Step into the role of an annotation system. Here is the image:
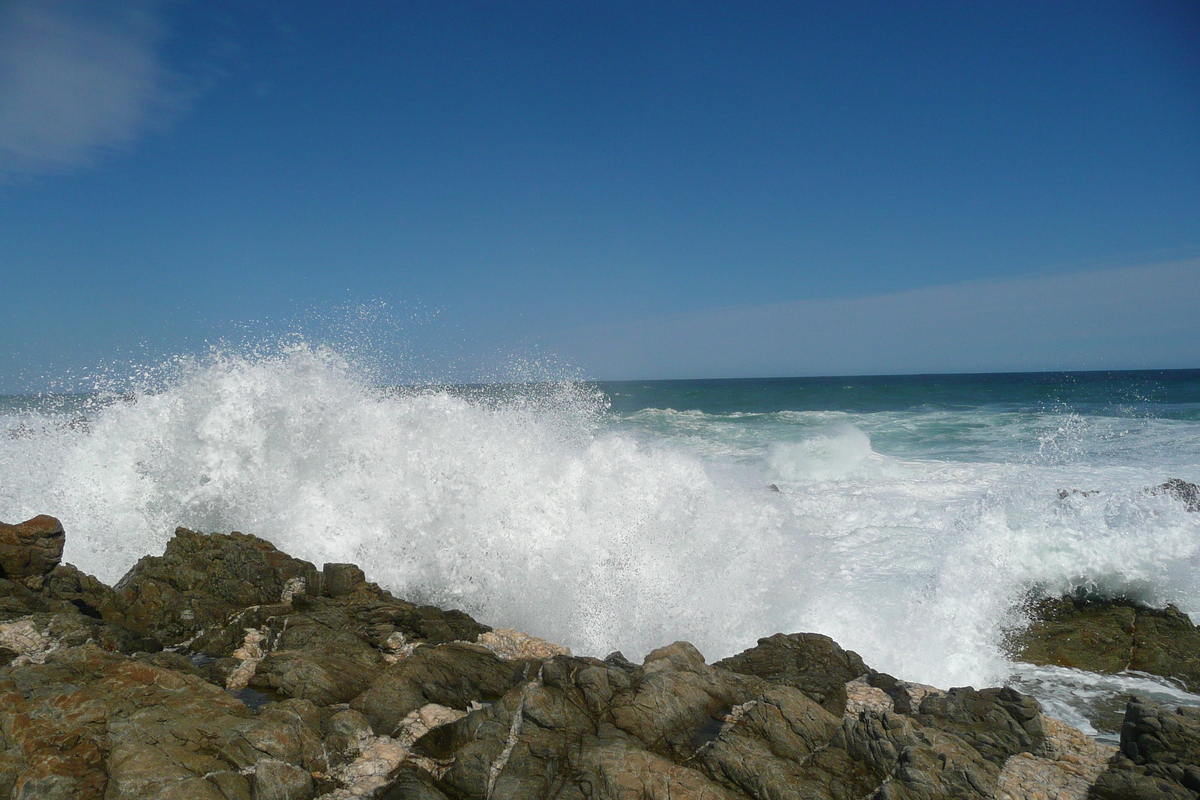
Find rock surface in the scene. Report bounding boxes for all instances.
[714,631,869,716]
[1009,595,1200,693]
[3,516,1192,800]
[1091,697,1200,800]
[1151,479,1200,512]
[0,515,65,587]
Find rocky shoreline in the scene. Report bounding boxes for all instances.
[1,515,1198,799]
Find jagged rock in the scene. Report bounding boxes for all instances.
[1151,479,1200,512]
[322,563,368,598]
[1090,697,1200,800]
[39,563,119,620]
[323,708,375,767]
[915,686,1045,765]
[714,632,870,715]
[0,515,65,588]
[836,709,1002,800]
[352,642,535,737]
[108,528,322,645]
[476,628,571,661]
[0,612,160,665]
[0,645,320,800]
[0,520,1106,800]
[411,641,1049,800]
[253,758,313,800]
[0,577,66,621]
[378,763,451,799]
[109,528,488,655]
[995,716,1116,800]
[1010,595,1200,692]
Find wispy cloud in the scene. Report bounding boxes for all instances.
[0,0,185,178]
[552,259,1200,379]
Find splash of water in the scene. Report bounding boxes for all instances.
[3,343,1199,702]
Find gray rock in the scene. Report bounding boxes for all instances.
[1151,479,1200,512]
[714,632,870,716]
[1091,697,1200,800]
[915,685,1044,765]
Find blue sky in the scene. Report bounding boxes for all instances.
[2,0,1198,389]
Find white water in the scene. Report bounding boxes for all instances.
[3,345,1200,728]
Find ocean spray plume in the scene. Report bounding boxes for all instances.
[4,342,799,661]
[2,351,1200,701]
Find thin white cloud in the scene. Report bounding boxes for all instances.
[0,0,184,178]
[552,259,1200,378]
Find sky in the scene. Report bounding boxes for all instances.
[1,0,1198,390]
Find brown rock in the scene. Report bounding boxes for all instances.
[352,643,534,736]
[1010,595,1200,693]
[109,528,322,645]
[0,515,65,587]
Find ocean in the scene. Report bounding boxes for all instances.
[3,345,1199,737]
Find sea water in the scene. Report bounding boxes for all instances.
[2,345,1199,735]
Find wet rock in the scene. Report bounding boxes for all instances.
[1091,697,1200,800]
[1151,479,1200,512]
[1010,595,1200,692]
[915,686,1045,765]
[411,641,1057,800]
[0,515,65,587]
[0,520,1106,800]
[836,709,1002,800]
[714,632,870,715]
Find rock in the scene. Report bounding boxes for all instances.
[351,642,535,737]
[995,716,1116,800]
[475,628,571,661]
[915,686,1045,765]
[378,763,451,799]
[322,563,368,598]
[0,612,160,667]
[835,709,1002,800]
[0,515,65,587]
[1010,595,1200,692]
[109,528,322,645]
[1090,697,1200,800]
[252,758,313,800]
[39,564,120,620]
[0,576,63,620]
[0,519,1107,800]
[714,632,870,716]
[410,641,1053,800]
[1150,479,1200,512]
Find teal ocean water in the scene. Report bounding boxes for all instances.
[3,351,1199,734]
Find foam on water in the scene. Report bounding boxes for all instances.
[3,346,1200,728]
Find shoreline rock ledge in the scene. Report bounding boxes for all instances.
[0,515,1187,800]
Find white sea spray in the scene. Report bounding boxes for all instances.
[2,347,1199,711]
